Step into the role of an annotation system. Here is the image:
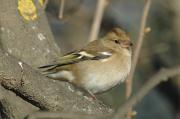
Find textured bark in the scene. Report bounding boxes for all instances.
[0,0,112,118]
[0,50,111,113]
[0,85,38,119]
[0,0,61,67]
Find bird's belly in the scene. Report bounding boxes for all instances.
[84,71,125,93]
[73,54,131,94]
[76,63,130,93]
[84,74,121,93]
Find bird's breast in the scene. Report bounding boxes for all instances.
[73,55,131,93]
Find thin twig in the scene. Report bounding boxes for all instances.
[125,0,152,118]
[27,111,103,119]
[113,66,180,119]
[59,0,65,19]
[126,0,152,99]
[88,0,108,42]
[43,0,49,10]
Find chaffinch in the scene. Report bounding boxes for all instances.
[39,28,132,96]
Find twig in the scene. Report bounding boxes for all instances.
[39,0,48,10]
[125,0,152,118]
[88,0,108,42]
[113,66,180,119]
[126,0,152,99]
[59,0,65,19]
[27,111,104,119]
[43,0,49,10]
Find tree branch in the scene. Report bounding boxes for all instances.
[0,85,38,119]
[125,0,152,118]
[0,39,111,115]
[88,0,108,42]
[113,66,180,119]
[0,0,112,118]
[27,111,105,119]
[59,0,65,19]
[126,0,152,99]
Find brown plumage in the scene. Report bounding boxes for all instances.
[39,28,132,94]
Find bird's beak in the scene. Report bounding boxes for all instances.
[121,40,133,48]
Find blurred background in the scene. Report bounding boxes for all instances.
[44,0,180,119]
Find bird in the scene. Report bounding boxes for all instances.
[39,28,132,97]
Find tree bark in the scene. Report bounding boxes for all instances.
[0,0,112,118]
[0,85,38,119]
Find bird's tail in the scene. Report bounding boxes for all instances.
[38,63,73,81]
[38,63,60,76]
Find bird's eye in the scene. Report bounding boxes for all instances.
[114,39,119,44]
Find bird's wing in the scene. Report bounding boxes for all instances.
[39,40,113,71]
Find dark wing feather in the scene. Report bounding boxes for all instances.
[39,52,82,70]
[39,40,113,72]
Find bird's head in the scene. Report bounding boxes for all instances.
[102,28,133,55]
